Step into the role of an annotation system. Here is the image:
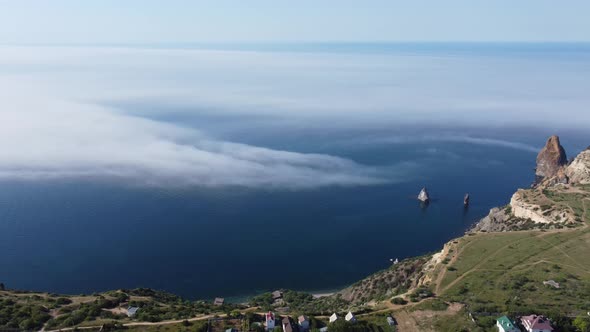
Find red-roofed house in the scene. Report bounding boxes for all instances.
[265,311,275,331]
[520,315,553,332]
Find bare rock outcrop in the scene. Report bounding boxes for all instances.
[417,187,430,203]
[566,147,590,184]
[509,190,568,224]
[535,135,568,184]
[469,207,511,232]
[337,256,429,304]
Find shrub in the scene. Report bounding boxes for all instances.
[391,297,407,305]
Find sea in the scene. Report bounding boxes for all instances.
[1,42,589,301]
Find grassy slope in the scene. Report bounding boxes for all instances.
[432,185,590,318]
[375,184,589,331]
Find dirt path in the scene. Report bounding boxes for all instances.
[392,302,464,332]
[433,239,474,295]
[538,235,590,273]
[394,310,421,332]
[44,313,226,332]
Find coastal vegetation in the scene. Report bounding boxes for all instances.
[0,288,241,331]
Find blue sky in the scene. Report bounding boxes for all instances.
[1,0,589,43]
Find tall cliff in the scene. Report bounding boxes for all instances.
[566,147,590,184]
[473,136,589,232]
[535,135,568,184]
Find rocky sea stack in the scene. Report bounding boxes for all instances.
[417,187,430,203]
[535,135,568,185]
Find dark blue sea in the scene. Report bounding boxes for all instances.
[1,43,589,301]
[1,126,587,300]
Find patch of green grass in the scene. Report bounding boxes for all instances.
[439,227,590,316]
[410,298,449,312]
[430,309,482,332]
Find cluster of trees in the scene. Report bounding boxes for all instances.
[0,298,51,330]
[46,296,126,329]
[249,290,349,315]
[250,292,274,308]
[130,299,242,322]
[320,320,377,332]
[408,286,434,302]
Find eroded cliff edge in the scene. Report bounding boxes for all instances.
[471,135,589,232]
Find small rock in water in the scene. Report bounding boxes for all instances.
[417,187,430,203]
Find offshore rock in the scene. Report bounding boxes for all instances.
[417,187,430,203]
[535,135,568,184]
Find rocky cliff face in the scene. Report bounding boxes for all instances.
[535,135,568,184]
[566,147,590,184]
[510,190,574,224]
[469,207,511,232]
[470,135,590,231]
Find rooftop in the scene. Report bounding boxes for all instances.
[496,316,517,330]
[521,315,553,331]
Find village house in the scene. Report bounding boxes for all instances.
[345,312,356,323]
[126,306,139,317]
[386,316,396,327]
[329,313,338,323]
[214,297,225,306]
[282,317,294,332]
[520,315,554,332]
[265,311,275,331]
[298,315,310,331]
[496,316,520,332]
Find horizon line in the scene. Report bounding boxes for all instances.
[2,40,590,47]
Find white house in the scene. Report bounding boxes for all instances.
[345,312,356,323]
[298,315,310,330]
[265,311,275,331]
[386,317,396,327]
[496,316,520,332]
[329,313,338,323]
[520,315,553,332]
[127,306,139,317]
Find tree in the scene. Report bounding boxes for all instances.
[391,297,407,305]
[0,283,5,291]
[573,317,590,332]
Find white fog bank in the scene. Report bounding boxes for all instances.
[0,45,588,187]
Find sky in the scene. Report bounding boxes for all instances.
[1,1,590,44]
